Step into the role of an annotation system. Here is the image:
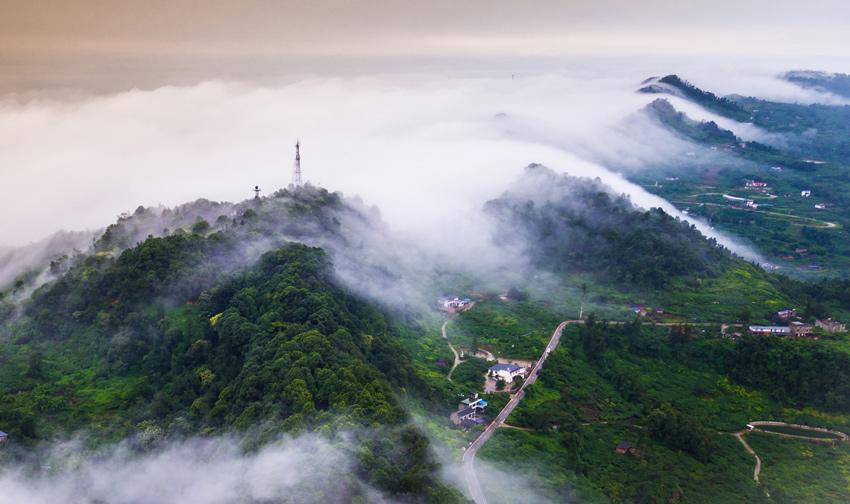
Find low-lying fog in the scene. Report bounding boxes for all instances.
[5,61,828,263]
[2,56,848,503]
[0,434,392,504]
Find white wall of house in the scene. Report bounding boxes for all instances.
[491,368,525,383]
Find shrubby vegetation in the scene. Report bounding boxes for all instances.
[697,335,850,412]
[463,307,850,503]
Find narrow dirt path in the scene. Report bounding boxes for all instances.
[442,319,461,381]
[734,431,762,482]
[733,422,848,486]
[499,423,534,432]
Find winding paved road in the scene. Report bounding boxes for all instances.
[461,319,581,504]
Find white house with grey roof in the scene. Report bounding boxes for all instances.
[488,363,527,383]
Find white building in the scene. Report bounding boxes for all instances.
[488,363,527,383]
[458,393,488,411]
[748,325,792,336]
[440,297,471,311]
[801,190,812,197]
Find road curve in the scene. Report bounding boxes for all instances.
[461,320,581,504]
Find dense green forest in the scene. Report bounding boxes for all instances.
[0,194,464,502]
[485,164,732,288]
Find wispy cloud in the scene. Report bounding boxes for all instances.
[0,434,393,504]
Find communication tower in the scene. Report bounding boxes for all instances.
[292,140,302,187]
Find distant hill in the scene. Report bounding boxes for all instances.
[783,70,850,99]
[640,74,850,163]
[641,98,808,169]
[485,164,733,287]
[639,74,750,121]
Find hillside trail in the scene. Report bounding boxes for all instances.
[734,421,848,490]
[734,431,762,482]
[442,319,461,381]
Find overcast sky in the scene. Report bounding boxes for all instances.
[1,1,849,248]
[3,0,850,92]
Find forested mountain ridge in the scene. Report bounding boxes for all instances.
[639,74,749,121]
[0,189,465,502]
[2,185,387,296]
[783,70,850,99]
[641,98,803,169]
[640,73,850,162]
[485,164,733,288]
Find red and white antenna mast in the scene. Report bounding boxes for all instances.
[292,140,303,187]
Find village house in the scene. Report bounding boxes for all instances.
[745,180,769,189]
[449,393,489,428]
[789,321,815,338]
[816,319,847,334]
[748,325,792,336]
[774,308,797,322]
[815,203,827,210]
[801,190,812,197]
[488,363,527,384]
[458,393,488,412]
[449,407,478,427]
[615,441,637,456]
[439,296,471,312]
[0,431,7,443]
[629,304,650,317]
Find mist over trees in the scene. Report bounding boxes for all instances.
[0,190,469,501]
[485,164,732,288]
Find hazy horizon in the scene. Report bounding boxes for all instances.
[2,0,849,249]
